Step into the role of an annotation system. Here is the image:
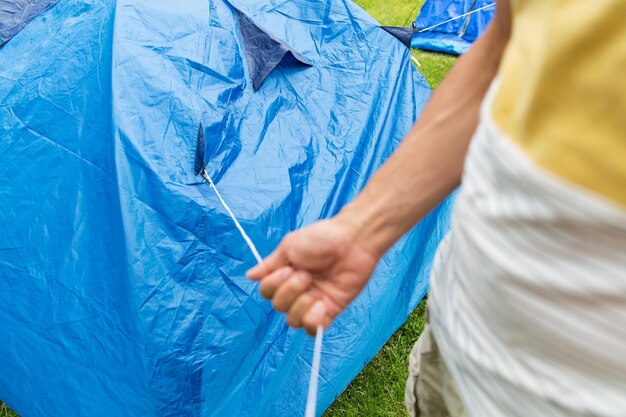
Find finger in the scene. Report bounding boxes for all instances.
[272,271,313,313]
[247,246,288,280]
[303,300,331,336]
[286,293,317,329]
[258,266,294,300]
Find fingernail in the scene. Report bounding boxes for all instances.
[310,300,325,316]
[295,271,310,283]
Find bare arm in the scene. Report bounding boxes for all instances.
[248,1,512,335]
[339,1,512,258]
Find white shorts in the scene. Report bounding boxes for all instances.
[428,82,626,417]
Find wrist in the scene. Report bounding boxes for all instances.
[334,202,391,260]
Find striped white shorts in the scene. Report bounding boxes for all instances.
[427,83,626,417]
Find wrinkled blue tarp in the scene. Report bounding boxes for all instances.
[0,1,454,416]
[412,0,495,55]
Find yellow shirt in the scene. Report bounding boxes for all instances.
[492,0,626,206]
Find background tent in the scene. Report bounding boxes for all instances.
[0,0,454,416]
[412,0,495,55]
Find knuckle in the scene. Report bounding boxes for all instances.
[296,271,312,287]
[287,275,305,292]
[280,266,294,279]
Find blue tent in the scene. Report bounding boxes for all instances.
[412,0,495,55]
[0,1,454,416]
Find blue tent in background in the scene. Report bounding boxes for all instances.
[412,0,495,55]
[0,1,454,416]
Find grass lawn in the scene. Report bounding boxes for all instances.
[0,402,16,417]
[0,2,455,416]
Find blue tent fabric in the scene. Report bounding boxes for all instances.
[0,0,59,45]
[0,1,454,416]
[411,0,495,55]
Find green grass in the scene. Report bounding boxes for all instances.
[412,50,457,90]
[0,2,455,417]
[355,0,424,27]
[323,301,427,417]
[0,402,17,417]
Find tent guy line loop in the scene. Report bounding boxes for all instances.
[417,2,495,34]
[200,169,325,417]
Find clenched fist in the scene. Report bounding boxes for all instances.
[247,217,379,335]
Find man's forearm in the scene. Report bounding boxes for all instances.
[337,11,511,258]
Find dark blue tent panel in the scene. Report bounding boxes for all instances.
[412,0,495,55]
[0,0,59,45]
[233,7,312,91]
[382,26,415,49]
[0,1,454,416]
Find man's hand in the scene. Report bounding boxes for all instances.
[246,217,379,335]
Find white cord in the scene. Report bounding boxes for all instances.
[200,170,263,264]
[201,169,324,416]
[305,325,324,417]
[417,2,495,33]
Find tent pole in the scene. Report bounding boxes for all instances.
[458,0,479,37]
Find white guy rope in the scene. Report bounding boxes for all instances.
[305,325,324,417]
[200,170,263,264]
[200,169,324,416]
[417,2,495,33]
